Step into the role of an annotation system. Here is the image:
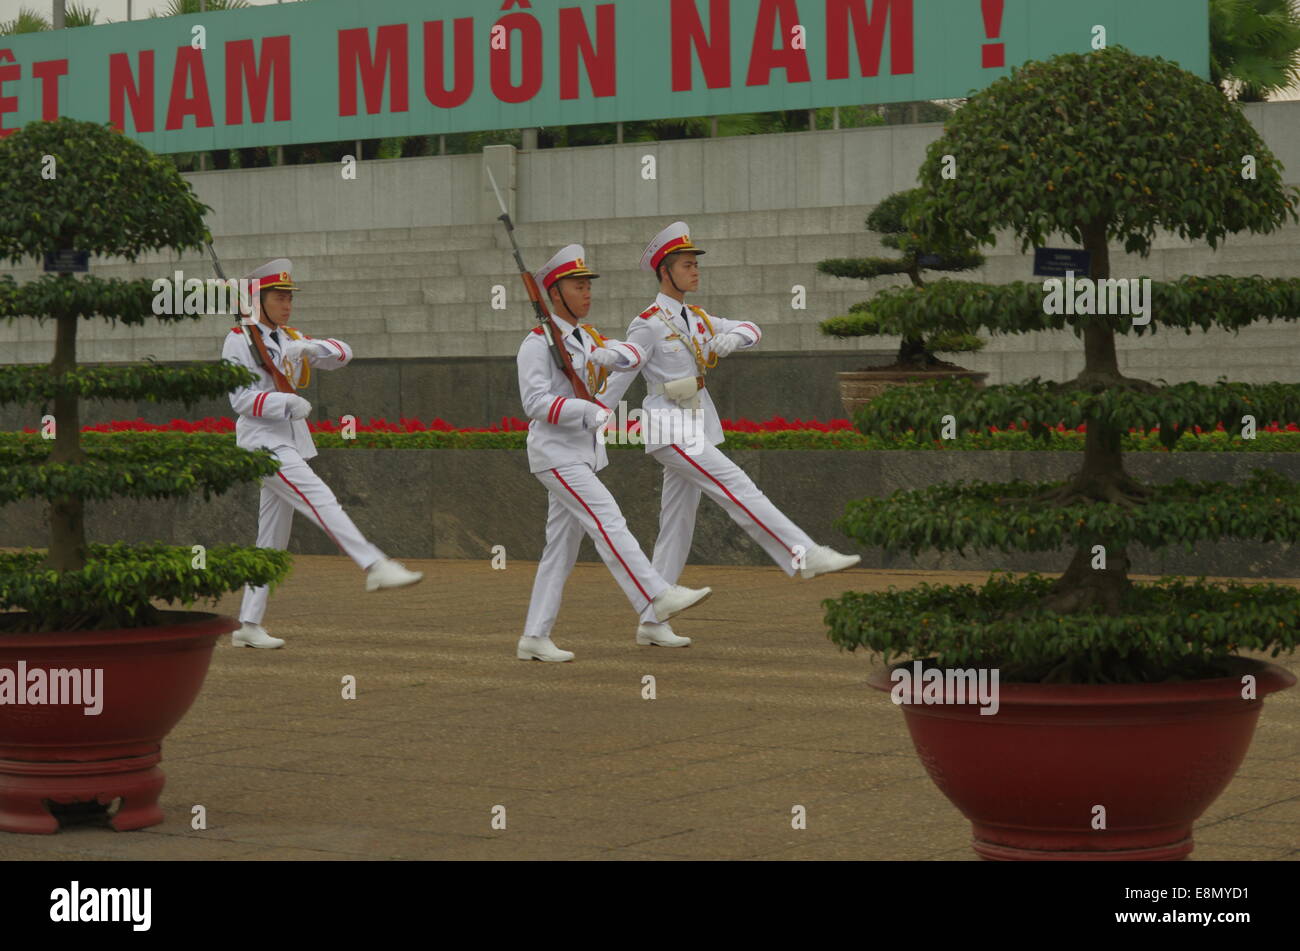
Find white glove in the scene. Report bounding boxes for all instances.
[583,403,611,429]
[281,339,316,363]
[587,346,623,368]
[710,332,745,359]
[284,395,313,420]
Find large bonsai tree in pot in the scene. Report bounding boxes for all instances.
[818,188,987,415]
[823,47,1300,860]
[0,118,290,833]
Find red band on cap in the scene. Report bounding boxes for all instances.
[651,235,692,271]
[543,260,588,290]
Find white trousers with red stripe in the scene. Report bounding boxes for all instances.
[239,447,385,625]
[637,443,816,623]
[522,463,670,639]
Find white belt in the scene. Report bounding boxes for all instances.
[648,377,705,398]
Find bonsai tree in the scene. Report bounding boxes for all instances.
[818,188,986,369]
[824,47,1300,683]
[0,118,290,633]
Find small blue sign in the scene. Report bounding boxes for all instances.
[43,251,89,273]
[1034,248,1091,278]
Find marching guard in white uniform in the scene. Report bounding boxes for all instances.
[601,223,862,647]
[222,259,423,649]
[517,245,714,662]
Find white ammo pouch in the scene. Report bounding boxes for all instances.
[650,375,703,410]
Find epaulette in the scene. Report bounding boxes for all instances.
[531,326,545,335]
[230,327,244,335]
[638,305,660,320]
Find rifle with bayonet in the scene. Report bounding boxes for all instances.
[484,166,593,402]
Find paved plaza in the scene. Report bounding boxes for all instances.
[1,558,1296,861]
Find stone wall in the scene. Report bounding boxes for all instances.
[2,102,1299,428]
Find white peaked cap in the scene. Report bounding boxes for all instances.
[640,221,706,273]
[534,243,600,291]
[242,258,298,290]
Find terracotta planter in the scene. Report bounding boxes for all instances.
[867,657,1296,860]
[0,612,232,834]
[838,368,988,417]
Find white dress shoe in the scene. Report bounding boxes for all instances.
[517,636,575,662]
[650,584,712,623]
[232,622,285,649]
[799,545,862,579]
[366,557,424,592]
[636,622,692,647]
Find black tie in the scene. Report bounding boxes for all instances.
[680,307,691,334]
[572,326,584,349]
[270,329,281,346]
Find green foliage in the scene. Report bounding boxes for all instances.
[817,188,986,362]
[825,304,986,355]
[0,543,291,633]
[0,3,99,32]
[837,469,1300,555]
[0,363,256,406]
[0,433,281,505]
[824,574,1300,683]
[0,273,220,326]
[1210,0,1300,100]
[0,118,278,633]
[821,48,1300,684]
[909,47,1300,256]
[823,275,1300,340]
[154,0,251,15]
[0,6,50,33]
[0,118,211,264]
[15,429,1295,453]
[63,3,99,27]
[855,379,1300,447]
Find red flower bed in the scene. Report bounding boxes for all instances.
[22,416,862,434]
[18,417,1300,436]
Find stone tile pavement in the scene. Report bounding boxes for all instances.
[1,558,1296,861]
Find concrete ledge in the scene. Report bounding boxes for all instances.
[4,450,1296,578]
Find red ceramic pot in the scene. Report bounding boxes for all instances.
[867,657,1296,860]
[0,612,232,834]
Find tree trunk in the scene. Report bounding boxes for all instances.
[45,298,86,574]
[899,263,937,367]
[1042,543,1132,616]
[1043,219,1142,610]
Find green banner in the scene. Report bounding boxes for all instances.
[0,0,1209,154]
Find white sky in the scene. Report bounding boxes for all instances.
[4,0,1299,99]
[0,0,287,22]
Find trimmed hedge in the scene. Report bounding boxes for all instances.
[2,428,1298,453]
[823,573,1300,683]
[837,469,1300,555]
[0,542,292,633]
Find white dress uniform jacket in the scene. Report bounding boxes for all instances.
[517,313,642,474]
[221,322,353,460]
[600,292,761,452]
